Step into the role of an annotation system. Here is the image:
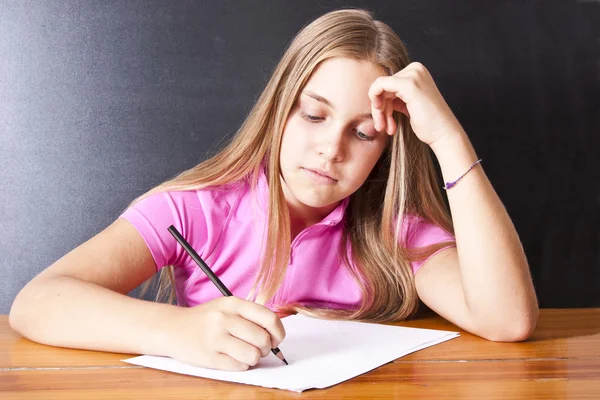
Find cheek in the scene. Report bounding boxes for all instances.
[281,120,308,154]
[349,145,386,180]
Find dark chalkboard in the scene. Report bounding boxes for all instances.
[1,0,598,313]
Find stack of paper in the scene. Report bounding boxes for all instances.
[123,314,459,392]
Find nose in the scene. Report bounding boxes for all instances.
[316,124,346,162]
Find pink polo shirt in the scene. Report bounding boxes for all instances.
[118,167,455,310]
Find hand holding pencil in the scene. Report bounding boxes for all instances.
[165,225,288,371]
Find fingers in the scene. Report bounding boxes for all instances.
[385,100,395,135]
[210,352,250,371]
[369,76,402,107]
[217,335,263,368]
[370,77,399,134]
[371,101,384,132]
[392,98,408,115]
[370,73,420,134]
[371,90,397,135]
[222,297,286,348]
[171,298,286,372]
[227,316,272,357]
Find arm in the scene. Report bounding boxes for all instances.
[10,214,286,371]
[9,218,177,356]
[369,62,539,341]
[418,129,539,341]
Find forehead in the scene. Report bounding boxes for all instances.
[301,57,387,111]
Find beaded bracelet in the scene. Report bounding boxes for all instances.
[443,159,482,190]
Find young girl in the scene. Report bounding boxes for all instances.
[9,8,539,372]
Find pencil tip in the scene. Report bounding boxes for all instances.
[272,347,288,364]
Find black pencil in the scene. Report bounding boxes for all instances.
[167,225,288,366]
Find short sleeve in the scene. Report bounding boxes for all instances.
[405,215,456,275]
[118,190,207,272]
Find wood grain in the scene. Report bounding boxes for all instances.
[1,359,599,399]
[1,309,599,399]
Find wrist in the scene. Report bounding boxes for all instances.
[429,128,469,156]
[429,129,480,187]
[138,302,184,357]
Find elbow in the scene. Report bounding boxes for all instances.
[9,291,30,335]
[8,307,24,335]
[9,284,40,337]
[486,321,536,342]
[479,306,539,342]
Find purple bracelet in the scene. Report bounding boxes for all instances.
[443,159,482,190]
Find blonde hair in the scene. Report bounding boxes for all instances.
[123,8,454,323]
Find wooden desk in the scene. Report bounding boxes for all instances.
[1,309,599,399]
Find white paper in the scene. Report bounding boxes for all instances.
[122,314,459,392]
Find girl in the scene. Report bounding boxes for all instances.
[9,8,539,371]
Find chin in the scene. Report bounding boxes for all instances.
[297,196,329,208]
[282,169,342,206]
[294,188,342,209]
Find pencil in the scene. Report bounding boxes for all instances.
[167,225,288,366]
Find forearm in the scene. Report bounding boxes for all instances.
[9,275,179,356]
[430,129,539,332]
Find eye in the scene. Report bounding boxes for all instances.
[356,130,375,141]
[299,110,324,122]
[300,109,376,142]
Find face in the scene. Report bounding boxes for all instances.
[279,56,390,220]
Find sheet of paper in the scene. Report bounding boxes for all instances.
[122,314,459,392]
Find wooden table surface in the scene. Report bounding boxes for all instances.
[1,309,599,399]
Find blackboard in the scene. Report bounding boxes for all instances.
[1,0,598,313]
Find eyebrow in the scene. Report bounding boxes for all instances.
[301,90,373,120]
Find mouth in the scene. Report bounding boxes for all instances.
[302,168,338,184]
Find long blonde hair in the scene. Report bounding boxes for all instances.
[123,8,454,323]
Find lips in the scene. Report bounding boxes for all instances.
[305,168,336,181]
